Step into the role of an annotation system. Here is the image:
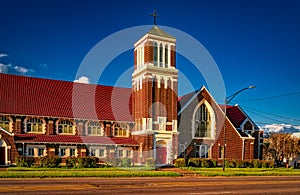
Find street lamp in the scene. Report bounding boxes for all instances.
[222,86,256,171]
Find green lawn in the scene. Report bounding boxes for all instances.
[0,167,180,178]
[1,167,300,178]
[182,167,300,176]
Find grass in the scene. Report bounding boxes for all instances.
[2,167,300,178]
[182,167,300,177]
[0,167,180,178]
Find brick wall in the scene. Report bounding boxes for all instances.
[178,88,251,160]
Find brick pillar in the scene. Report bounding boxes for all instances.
[14,118,22,134]
[46,120,53,135]
[77,122,84,136]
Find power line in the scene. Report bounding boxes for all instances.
[242,108,291,124]
[240,105,300,122]
[235,91,300,102]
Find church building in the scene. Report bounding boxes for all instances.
[0,24,263,166]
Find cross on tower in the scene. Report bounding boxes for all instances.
[150,10,159,25]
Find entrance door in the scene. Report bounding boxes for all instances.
[0,147,5,165]
[156,146,167,164]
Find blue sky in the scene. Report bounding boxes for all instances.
[1,0,300,126]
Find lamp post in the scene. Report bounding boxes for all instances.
[222,86,256,171]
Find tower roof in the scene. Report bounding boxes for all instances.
[147,25,175,39]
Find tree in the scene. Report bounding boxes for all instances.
[263,133,300,163]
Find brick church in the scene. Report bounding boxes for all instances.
[0,25,263,166]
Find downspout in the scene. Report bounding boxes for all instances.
[22,142,25,156]
[242,139,245,160]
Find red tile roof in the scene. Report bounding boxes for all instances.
[224,105,247,128]
[0,73,133,121]
[14,134,138,146]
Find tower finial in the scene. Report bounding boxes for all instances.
[150,10,159,25]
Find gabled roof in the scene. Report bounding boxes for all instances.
[222,105,246,128]
[14,134,138,146]
[147,25,175,39]
[0,73,133,122]
[178,87,259,135]
[226,105,259,130]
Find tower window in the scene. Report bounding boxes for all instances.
[153,42,158,66]
[165,44,168,67]
[159,43,163,67]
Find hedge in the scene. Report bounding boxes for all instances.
[15,156,35,167]
[174,158,186,167]
[40,156,61,168]
[186,158,275,168]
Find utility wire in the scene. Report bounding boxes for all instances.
[242,108,291,125]
[235,91,300,101]
[239,105,300,122]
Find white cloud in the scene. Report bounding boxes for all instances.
[74,76,90,84]
[0,63,11,73]
[14,66,34,74]
[0,53,8,58]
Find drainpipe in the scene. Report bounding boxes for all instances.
[22,142,25,156]
[242,139,245,160]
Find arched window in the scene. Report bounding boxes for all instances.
[0,115,10,131]
[159,43,163,67]
[58,119,74,134]
[164,44,168,67]
[113,123,129,137]
[87,121,103,136]
[26,118,45,133]
[194,104,211,138]
[153,42,158,66]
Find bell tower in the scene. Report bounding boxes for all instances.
[132,21,178,165]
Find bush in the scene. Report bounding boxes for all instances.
[253,160,261,168]
[261,160,275,168]
[77,157,97,168]
[146,158,156,169]
[188,158,201,167]
[106,157,121,167]
[225,160,235,168]
[15,156,35,167]
[201,159,215,168]
[122,158,132,167]
[244,160,253,168]
[174,158,186,167]
[66,157,77,168]
[236,160,245,168]
[211,159,218,167]
[40,156,61,168]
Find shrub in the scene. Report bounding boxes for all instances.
[174,158,186,167]
[253,160,261,168]
[211,159,218,167]
[236,160,245,168]
[225,160,235,168]
[106,157,121,167]
[66,157,77,168]
[77,157,97,168]
[201,159,215,168]
[244,160,253,168]
[122,158,132,167]
[40,156,61,168]
[188,158,201,167]
[261,160,275,168]
[15,156,35,167]
[146,158,156,169]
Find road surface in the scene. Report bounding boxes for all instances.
[1,176,300,194]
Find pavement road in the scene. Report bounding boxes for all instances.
[1,176,300,194]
